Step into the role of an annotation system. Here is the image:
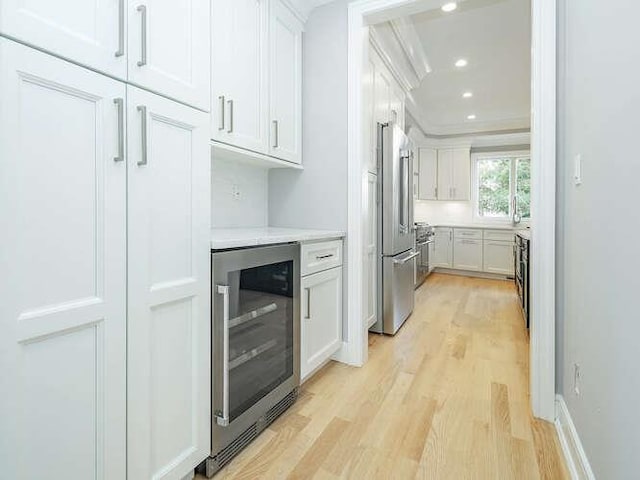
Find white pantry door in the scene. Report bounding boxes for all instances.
[0,39,126,480]
[127,0,210,110]
[211,0,269,153]
[269,0,303,164]
[0,0,126,79]
[126,86,211,480]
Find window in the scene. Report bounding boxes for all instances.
[474,153,531,222]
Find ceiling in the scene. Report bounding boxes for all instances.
[405,0,532,135]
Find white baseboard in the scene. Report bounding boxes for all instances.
[432,267,514,281]
[555,395,596,480]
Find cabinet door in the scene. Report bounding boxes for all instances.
[365,57,377,174]
[390,87,405,130]
[0,40,126,479]
[127,86,210,480]
[301,268,343,381]
[451,147,471,200]
[373,67,391,125]
[364,173,378,329]
[437,149,453,200]
[211,0,269,153]
[0,0,126,79]
[127,0,210,110]
[418,148,438,200]
[433,228,453,268]
[453,239,483,271]
[269,0,303,163]
[483,241,515,275]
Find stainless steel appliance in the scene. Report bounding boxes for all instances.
[415,222,434,288]
[515,233,530,328]
[370,122,416,335]
[201,243,300,477]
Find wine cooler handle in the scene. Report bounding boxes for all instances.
[216,284,230,426]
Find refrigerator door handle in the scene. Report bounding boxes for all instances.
[215,284,230,427]
[393,251,419,265]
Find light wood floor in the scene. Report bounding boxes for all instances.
[201,273,568,479]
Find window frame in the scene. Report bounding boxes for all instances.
[471,150,531,225]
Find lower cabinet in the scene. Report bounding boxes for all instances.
[453,238,483,271]
[433,227,453,268]
[300,242,343,382]
[483,240,515,275]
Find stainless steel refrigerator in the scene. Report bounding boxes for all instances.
[370,122,417,335]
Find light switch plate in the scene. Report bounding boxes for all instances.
[574,154,582,186]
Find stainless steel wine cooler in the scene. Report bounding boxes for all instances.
[200,243,300,477]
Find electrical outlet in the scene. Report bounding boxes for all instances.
[573,363,581,396]
[231,184,241,201]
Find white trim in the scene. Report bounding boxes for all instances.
[348,0,556,421]
[389,16,431,78]
[529,0,556,422]
[555,395,596,480]
[369,27,416,93]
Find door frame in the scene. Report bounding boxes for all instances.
[346,0,557,421]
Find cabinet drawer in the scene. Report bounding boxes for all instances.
[454,228,482,240]
[484,229,515,242]
[301,240,343,276]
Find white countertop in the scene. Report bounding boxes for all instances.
[211,227,345,249]
[432,223,522,231]
[516,229,531,240]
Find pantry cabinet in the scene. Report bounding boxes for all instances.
[364,173,378,329]
[0,0,127,79]
[0,39,127,480]
[211,0,302,165]
[127,0,211,110]
[0,0,211,109]
[300,241,343,381]
[127,86,211,480]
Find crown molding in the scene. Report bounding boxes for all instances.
[389,16,431,80]
[280,0,309,23]
[369,26,418,93]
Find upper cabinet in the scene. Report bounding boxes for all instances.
[0,0,211,109]
[127,0,211,110]
[211,0,303,165]
[416,146,470,201]
[0,0,127,79]
[269,0,303,163]
[211,0,269,153]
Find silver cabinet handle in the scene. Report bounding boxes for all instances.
[218,96,225,131]
[304,287,311,319]
[315,253,334,260]
[137,105,147,166]
[115,0,125,57]
[216,285,230,426]
[394,251,419,265]
[227,99,234,133]
[137,5,147,67]
[272,120,279,148]
[113,98,124,162]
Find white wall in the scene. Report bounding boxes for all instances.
[557,0,640,477]
[211,158,269,228]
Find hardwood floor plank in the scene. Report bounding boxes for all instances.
[197,274,569,480]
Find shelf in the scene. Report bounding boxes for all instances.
[211,141,303,170]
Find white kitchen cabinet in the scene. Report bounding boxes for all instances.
[126,86,211,480]
[390,86,405,130]
[418,148,438,200]
[453,238,483,271]
[364,173,378,329]
[0,39,127,479]
[301,266,343,381]
[436,147,471,200]
[365,56,378,174]
[211,0,269,153]
[127,0,210,110]
[373,67,391,125]
[484,240,515,275]
[0,0,127,79]
[269,0,303,164]
[433,227,453,268]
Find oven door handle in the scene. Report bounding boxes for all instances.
[216,284,230,426]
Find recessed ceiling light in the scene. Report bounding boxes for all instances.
[441,2,457,12]
[467,114,476,120]
[455,58,468,68]
[463,91,473,98]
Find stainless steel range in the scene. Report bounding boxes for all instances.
[200,243,300,477]
[414,223,434,288]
